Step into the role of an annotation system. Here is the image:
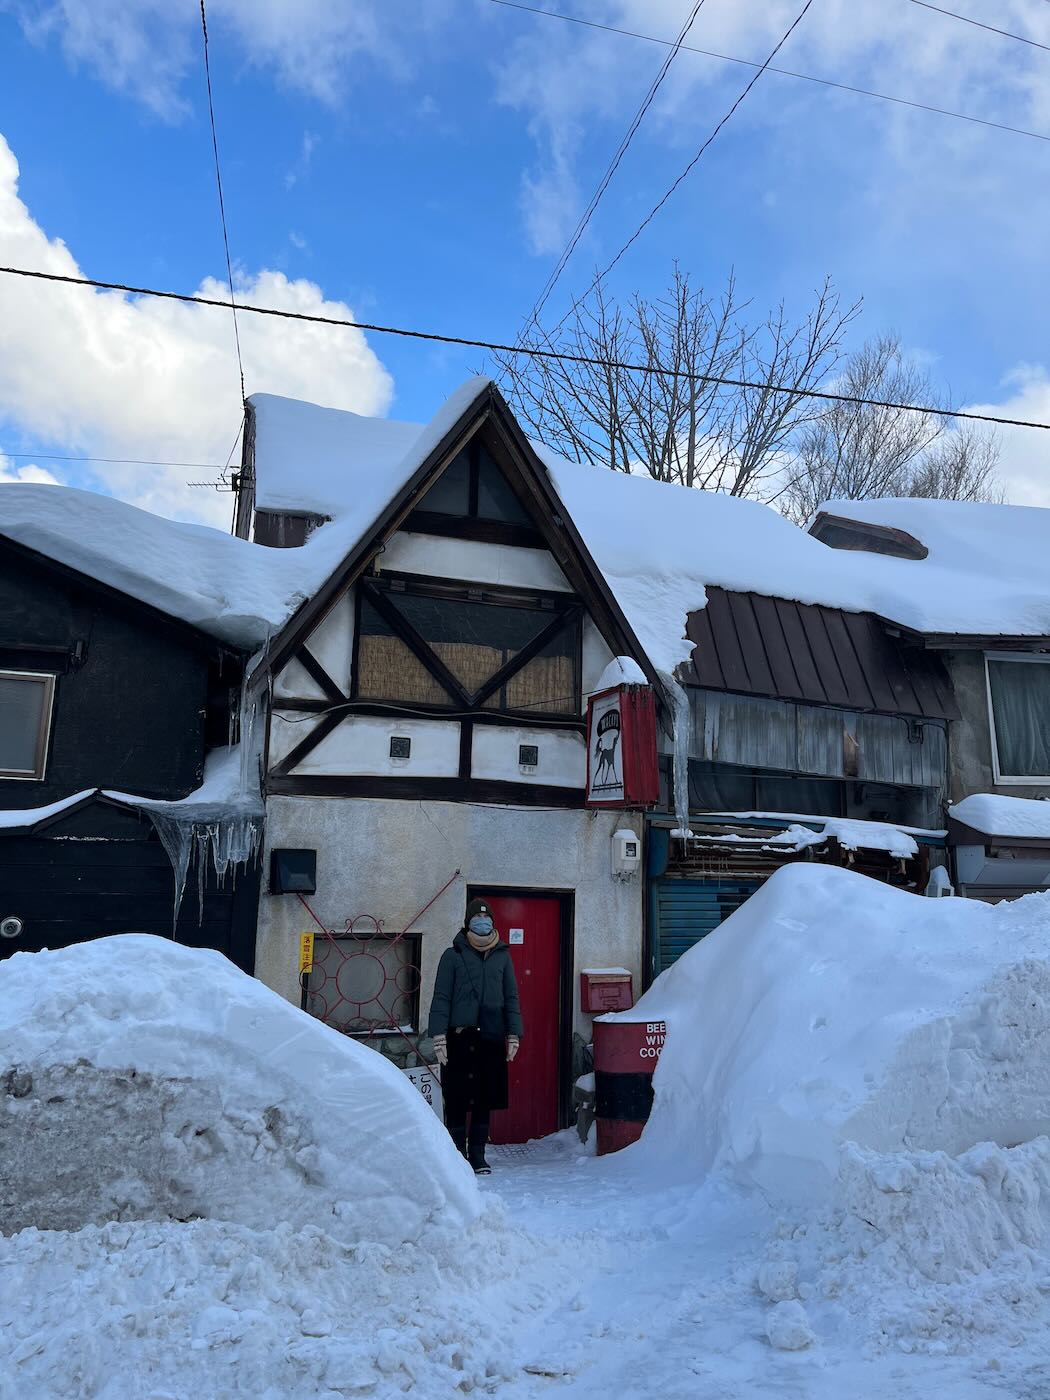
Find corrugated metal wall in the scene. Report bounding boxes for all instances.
[689,689,947,791]
[651,877,760,976]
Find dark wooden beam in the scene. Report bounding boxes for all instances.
[266,773,586,806]
[360,579,471,708]
[470,606,581,708]
[296,645,347,704]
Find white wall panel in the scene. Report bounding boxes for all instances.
[470,724,585,788]
[273,658,326,702]
[305,589,355,693]
[382,532,571,591]
[582,619,616,699]
[269,711,322,767]
[293,715,461,777]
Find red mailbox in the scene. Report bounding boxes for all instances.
[580,968,634,1013]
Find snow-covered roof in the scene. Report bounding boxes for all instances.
[244,381,1050,676]
[9,381,1050,672]
[250,392,423,518]
[0,483,348,649]
[949,793,1050,839]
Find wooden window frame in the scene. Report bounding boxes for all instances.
[0,669,56,781]
[351,574,583,722]
[984,651,1050,785]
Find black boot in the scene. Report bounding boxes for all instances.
[448,1125,468,1160]
[468,1125,491,1176]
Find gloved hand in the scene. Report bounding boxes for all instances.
[506,1036,520,1063]
[433,1034,448,1067]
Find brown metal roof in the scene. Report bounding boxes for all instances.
[683,588,959,720]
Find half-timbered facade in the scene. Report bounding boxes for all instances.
[241,381,661,1142]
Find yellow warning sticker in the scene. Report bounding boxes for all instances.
[298,931,315,975]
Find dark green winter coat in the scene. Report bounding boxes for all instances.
[428,932,524,1042]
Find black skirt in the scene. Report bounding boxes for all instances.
[441,1028,508,1118]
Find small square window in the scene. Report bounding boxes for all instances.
[389,735,412,760]
[519,744,539,767]
[0,671,56,780]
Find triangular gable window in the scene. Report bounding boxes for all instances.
[409,440,536,541]
[353,577,581,717]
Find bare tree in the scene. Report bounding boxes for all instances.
[492,267,859,497]
[781,335,1002,522]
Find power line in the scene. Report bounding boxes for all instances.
[1,448,229,469]
[484,0,1050,144]
[1,262,1047,431]
[521,0,709,333]
[199,0,246,404]
[906,0,1050,53]
[547,0,818,328]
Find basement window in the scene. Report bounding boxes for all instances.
[303,931,422,1036]
[0,671,56,780]
[986,653,1050,782]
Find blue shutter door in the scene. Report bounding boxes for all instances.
[652,878,760,977]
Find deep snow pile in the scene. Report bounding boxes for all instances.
[624,866,1050,1354]
[0,1210,576,1400]
[0,935,479,1245]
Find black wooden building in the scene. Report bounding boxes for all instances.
[0,529,259,970]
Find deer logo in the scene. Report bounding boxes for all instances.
[593,707,622,790]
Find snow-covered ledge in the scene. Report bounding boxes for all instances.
[949,793,1050,840]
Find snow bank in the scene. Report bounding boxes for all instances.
[625,865,1050,1356]
[631,865,1050,1199]
[950,792,1050,838]
[0,936,479,1245]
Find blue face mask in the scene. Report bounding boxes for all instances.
[469,915,494,936]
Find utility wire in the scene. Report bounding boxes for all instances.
[484,0,1050,144]
[1,263,1047,431]
[199,0,246,403]
[906,0,1050,53]
[543,0,818,335]
[521,0,709,333]
[2,448,229,469]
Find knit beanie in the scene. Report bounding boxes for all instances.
[465,897,494,923]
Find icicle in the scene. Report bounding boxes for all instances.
[660,673,694,839]
[149,811,194,933]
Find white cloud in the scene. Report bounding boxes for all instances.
[0,452,60,486]
[0,0,447,119]
[491,0,1050,262]
[0,132,393,525]
[284,131,318,190]
[964,366,1050,508]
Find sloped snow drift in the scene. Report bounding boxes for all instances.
[0,935,479,1245]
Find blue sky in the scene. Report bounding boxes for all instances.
[0,0,1048,525]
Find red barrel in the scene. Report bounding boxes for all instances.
[592,1017,666,1155]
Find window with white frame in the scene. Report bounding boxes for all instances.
[0,671,56,780]
[985,653,1050,782]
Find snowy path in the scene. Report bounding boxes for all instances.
[485,1139,1048,1400]
[3,1137,1048,1398]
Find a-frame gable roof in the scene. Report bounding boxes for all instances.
[257,379,661,691]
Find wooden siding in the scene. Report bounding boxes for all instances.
[690,689,949,790]
[0,803,259,972]
[684,588,958,720]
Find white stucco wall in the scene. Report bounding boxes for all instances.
[255,795,645,1041]
[381,532,571,592]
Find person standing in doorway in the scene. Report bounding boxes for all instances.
[428,897,523,1175]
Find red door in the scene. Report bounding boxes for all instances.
[473,892,563,1145]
